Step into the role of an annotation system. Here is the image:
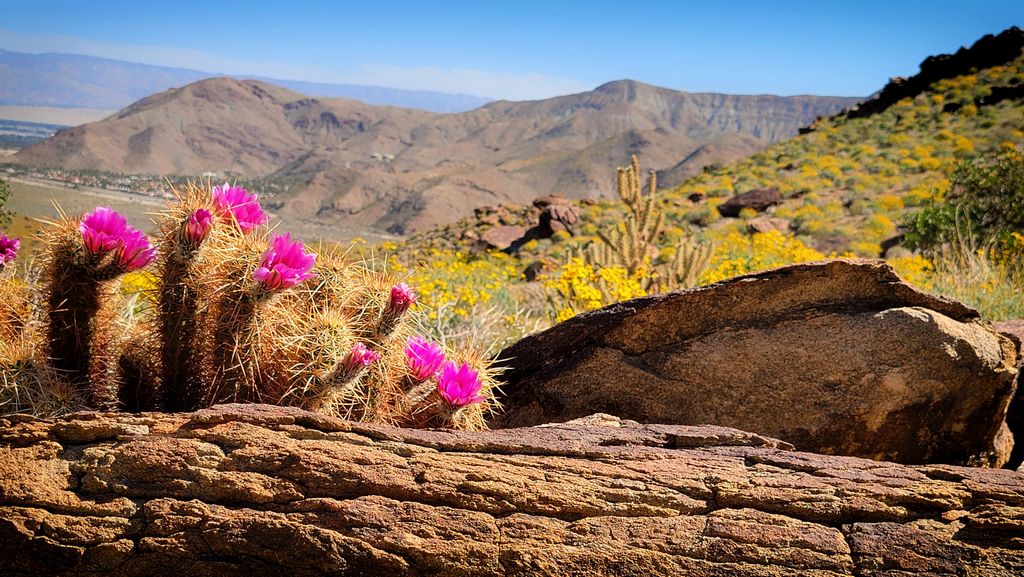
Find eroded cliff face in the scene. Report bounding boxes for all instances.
[1,404,1023,576]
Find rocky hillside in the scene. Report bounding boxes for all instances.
[431,26,1024,261]
[11,78,857,233]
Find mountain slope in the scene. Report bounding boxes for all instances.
[12,77,859,233]
[560,26,1024,258]
[0,50,491,113]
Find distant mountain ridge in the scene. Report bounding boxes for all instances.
[0,49,492,113]
[12,77,859,234]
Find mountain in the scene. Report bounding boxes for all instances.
[0,50,491,113]
[555,26,1024,257]
[12,77,859,234]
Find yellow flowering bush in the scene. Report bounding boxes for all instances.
[542,257,647,322]
[888,255,935,289]
[698,230,824,285]
[388,246,520,318]
[120,270,158,309]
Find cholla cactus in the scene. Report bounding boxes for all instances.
[582,155,713,293]
[597,155,664,278]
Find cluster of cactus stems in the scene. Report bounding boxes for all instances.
[584,155,713,292]
[0,182,499,430]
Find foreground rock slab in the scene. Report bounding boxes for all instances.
[2,404,1024,576]
[496,260,1020,466]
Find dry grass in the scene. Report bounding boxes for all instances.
[927,237,1024,321]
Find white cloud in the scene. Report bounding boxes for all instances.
[0,28,589,100]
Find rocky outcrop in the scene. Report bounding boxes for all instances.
[468,196,581,253]
[837,26,1024,120]
[3,404,1024,576]
[717,187,782,217]
[533,196,579,237]
[478,225,529,251]
[495,260,1020,466]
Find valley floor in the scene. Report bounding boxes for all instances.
[5,176,401,246]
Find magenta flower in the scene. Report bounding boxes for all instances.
[437,361,486,408]
[183,208,213,246]
[404,336,445,382]
[79,207,128,254]
[387,282,416,316]
[79,207,156,271]
[340,343,381,374]
[212,182,268,233]
[117,228,158,270]
[252,233,317,290]
[0,232,19,266]
[378,282,416,334]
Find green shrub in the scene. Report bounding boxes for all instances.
[905,150,1024,250]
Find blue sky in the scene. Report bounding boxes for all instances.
[0,0,1021,100]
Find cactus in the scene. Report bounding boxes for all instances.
[586,155,713,293]
[153,184,218,411]
[0,244,28,344]
[147,182,499,427]
[593,155,664,280]
[0,182,500,430]
[39,208,156,409]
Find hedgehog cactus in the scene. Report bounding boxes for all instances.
[154,184,222,411]
[41,207,155,409]
[1,181,501,431]
[0,231,26,343]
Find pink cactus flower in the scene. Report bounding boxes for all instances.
[183,208,214,246]
[79,207,156,271]
[80,207,128,254]
[117,228,158,270]
[252,233,317,290]
[387,282,416,316]
[437,361,486,408]
[340,342,381,375]
[212,182,268,233]
[0,232,19,266]
[404,336,445,381]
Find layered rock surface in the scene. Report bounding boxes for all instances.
[3,405,1024,576]
[495,260,1020,466]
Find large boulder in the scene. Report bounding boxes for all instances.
[746,215,791,234]
[717,187,782,217]
[477,224,528,251]
[495,260,1020,466]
